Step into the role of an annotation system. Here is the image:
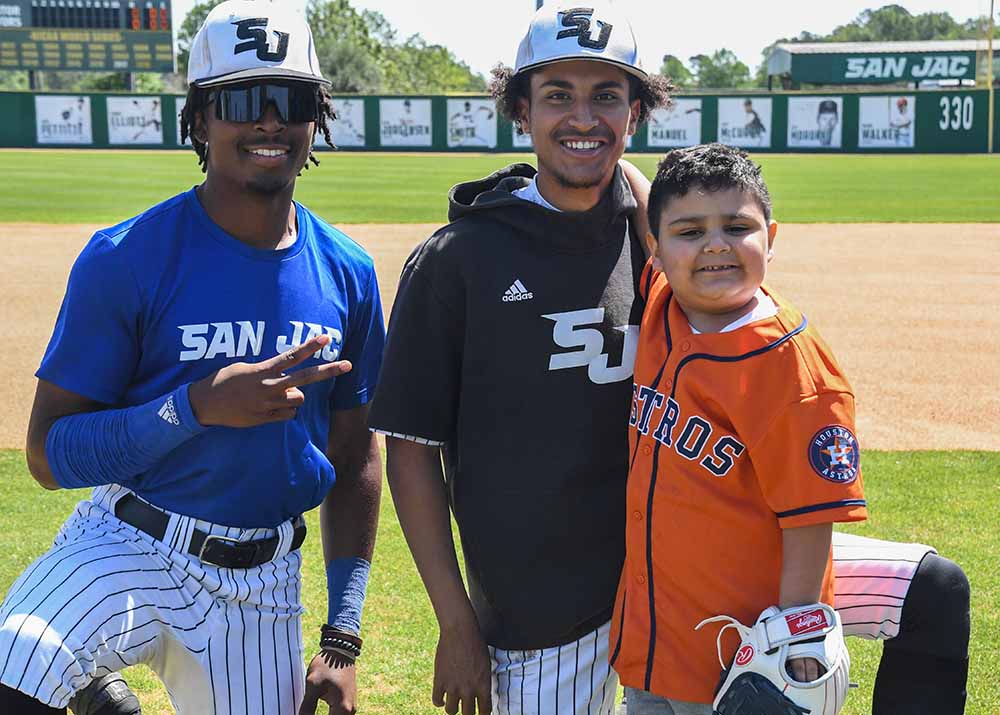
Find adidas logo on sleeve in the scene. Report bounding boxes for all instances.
[502,279,534,302]
[158,395,181,426]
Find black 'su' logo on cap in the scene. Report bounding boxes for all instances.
[233,18,289,61]
[557,8,612,50]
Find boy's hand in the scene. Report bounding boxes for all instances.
[698,604,849,715]
[787,656,825,682]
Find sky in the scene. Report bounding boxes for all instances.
[170,0,996,76]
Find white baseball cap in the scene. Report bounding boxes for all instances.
[187,0,329,88]
[513,0,645,79]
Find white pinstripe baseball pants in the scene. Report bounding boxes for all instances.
[0,484,306,714]
[490,621,618,715]
[831,532,934,640]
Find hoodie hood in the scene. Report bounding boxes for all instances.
[446,163,637,253]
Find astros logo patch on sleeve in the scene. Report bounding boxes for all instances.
[809,425,860,483]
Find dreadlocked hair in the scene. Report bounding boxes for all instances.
[179,84,339,174]
[489,63,674,134]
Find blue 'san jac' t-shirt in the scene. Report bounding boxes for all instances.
[38,188,385,528]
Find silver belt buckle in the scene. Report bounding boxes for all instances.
[198,534,242,562]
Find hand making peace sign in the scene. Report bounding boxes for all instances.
[188,334,352,428]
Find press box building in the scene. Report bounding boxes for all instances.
[765,39,998,90]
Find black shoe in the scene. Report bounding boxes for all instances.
[68,673,141,715]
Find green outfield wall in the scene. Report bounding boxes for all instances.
[0,88,996,153]
[995,91,1000,151]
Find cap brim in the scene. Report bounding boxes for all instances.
[193,67,331,88]
[514,55,647,81]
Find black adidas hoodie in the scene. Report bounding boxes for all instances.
[370,163,646,650]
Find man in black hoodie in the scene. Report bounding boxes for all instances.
[369,3,970,715]
[369,4,667,713]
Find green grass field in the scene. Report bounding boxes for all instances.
[0,450,997,714]
[0,151,998,224]
[0,151,997,713]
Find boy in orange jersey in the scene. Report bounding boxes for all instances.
[608,143,867,714]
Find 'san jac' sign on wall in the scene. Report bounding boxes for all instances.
[841,54,974,82]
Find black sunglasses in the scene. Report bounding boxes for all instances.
[208,82,320,124]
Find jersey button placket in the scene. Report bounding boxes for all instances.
[642,444,652,456]
[632,510,643,521]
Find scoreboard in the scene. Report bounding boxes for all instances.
[0,0,174,72]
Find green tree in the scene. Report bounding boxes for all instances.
[380,36,486,94]
[306,0,485,93]
[690,49,751,89]
[773,4,1000,46]
[306,0,384,92]
[752,45,774,88]
[830,5,916,41]
[79,73,165,92]
[659,54,693,87]
[316,38,383,93]
[10,71,169,93]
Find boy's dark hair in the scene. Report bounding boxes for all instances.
[648,143,772,238]
[179,83,338,173]
[489,63,673,134]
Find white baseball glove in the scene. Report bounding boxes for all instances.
[695,603,852,715]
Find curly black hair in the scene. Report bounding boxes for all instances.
[647,143,773,240]
[179,83,338,173]
[489,63,673,135]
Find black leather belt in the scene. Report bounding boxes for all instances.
[114,493,307,569]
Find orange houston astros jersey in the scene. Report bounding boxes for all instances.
[609,265,868,704]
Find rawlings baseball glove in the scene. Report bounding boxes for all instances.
[695,603,851,715]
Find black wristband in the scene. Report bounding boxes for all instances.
[320,624,363,661]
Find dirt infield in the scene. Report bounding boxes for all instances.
[1,222,997,451]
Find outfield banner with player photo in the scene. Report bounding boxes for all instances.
[35,95,92,144]
[446,98,497,148]
[379,98,432,147]
[859,95,916,149]
[512,124,533,149]
[2,90,993,153]
[107,97,164,145]
[325,98,366,148]
[718,97,772,149]
[647,99,702,148]
[787,96,843,149]
[172,96,189,146]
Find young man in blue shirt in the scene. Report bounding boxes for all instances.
[0,2,384,714]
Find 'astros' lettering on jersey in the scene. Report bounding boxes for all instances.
[609,264,867,704]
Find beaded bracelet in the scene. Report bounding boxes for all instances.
[320,624,363,662]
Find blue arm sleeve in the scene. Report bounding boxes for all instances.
[326,556,371,634]
[46,384,210,490]
[330,268,385,410]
